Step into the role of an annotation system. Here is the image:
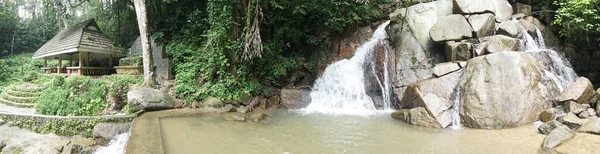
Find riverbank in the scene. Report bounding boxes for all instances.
[0,123,98,154]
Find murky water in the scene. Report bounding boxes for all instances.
[160,110,545,154]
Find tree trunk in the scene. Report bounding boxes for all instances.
[10,31,16,55]
[134,0,155,86]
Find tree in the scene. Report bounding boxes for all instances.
[133,0,155,86]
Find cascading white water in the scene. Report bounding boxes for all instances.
[450,75,463,129]
[93,133,130,154]
[303,21,391,115]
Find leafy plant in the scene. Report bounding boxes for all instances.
[553,0,600,45]
[119,56,143,66]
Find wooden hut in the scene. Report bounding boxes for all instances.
[33,19,123,76]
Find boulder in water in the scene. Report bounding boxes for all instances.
[460,51,550,129]
[467,13,496,38]
[497,21,521,38]
[538,120,564,135]
[559,112,584,130]
[429,15,473,42]
[542,125,574,150]
[555,77,596,104]
[491,0,513,22]
[444,41,473,61]
[281,88,311,109]
[127,88,175,112]
[578,118,600,134]
[479,35,519,54]
[400,68,464,128]
[391,107,439,128]
[93,123,131,145]
[203,97,224,108]
[453,0,495,14]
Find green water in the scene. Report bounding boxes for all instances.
[160,110,545,154]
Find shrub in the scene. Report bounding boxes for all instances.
[36,76,107,116]
[23,71,39,82]
[119,56,143,66]
[103,74,142,108]
[553,0,600,45]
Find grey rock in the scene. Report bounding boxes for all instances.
[400,69,464,128]
[538,120,564,135]
[467,13,496,38]
[92,123,131,145]
[512,13,526,20]
[391,107,439,128]
[433,62,462,77]
[250,112,269,122]
[280,88,312,109]
[218,104,236,114]
[430,15,473,42]
[497,21,521,38]
[555,77,596,104]
[588,108,597,117]
[542,125,575,150]
[444,41,473,61]
[460,52,553,128]
[540,109,557,122]
[473,42,488,57]
[491,0,513,22]
[578,118,600,134]
[453,0,495,14]
[0,119,4,126]
[127,88,174,112]
[514,3,532,15]
[578,110,591,119]
[237,105,251,114]
[479,35,520,54]
[559,112,584,130]
[203,97,224,108]
[563,100,591,114]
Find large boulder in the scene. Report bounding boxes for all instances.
[555,77,596,104]
[391,107,439,128]
[92,123,131,145]
[467,13,496,38]
[453,0,495,14]
[429,15,473,42]
[388,1,451,105]
[579,118,600,134]
[491,0,513,22]
[280,88,312,109]
[127,88,175,112]
[460,51,551,129]
[497,21,521,38]
[400,69,464,128]
[444,41,472,61]
[479,35,520,54]
[542,125,575,150]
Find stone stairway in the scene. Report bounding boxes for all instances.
[0,83,41,108]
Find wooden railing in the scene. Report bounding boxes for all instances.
[66,67,116,76]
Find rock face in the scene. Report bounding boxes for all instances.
[467,13,496,38]
[491,0,513,22]
[555,77,596,104]
[430,15,473,42]
[578,118,600,134]
[559,112,584,130]
[387,1,451,105]
[460,52,550,129]
[445,41,472,61]
[127,88,175,112]
[391,107,439,128]
[542,125,574,150]
[497,21,520,38]
[433,62,463,77]
[400,69,464,128]
[93,123,131,145]
[280,88,312,109]
[480,35,519,54]
[453,0,495,14]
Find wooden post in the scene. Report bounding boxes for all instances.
[87,52,90,66]
[58,56,62,74]
[109,54,113,67]
[69,54,73,66]
[79,51,83,75]
[43,58,48,73]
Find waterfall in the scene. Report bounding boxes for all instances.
[93,133,130,154]
[450,74,463,129]
[303,21,391,115]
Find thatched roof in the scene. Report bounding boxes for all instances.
[33,19,115,59]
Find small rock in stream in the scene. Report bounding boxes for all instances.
[578,118,600,134]
[538,120,564,135]
[559,112,584,130]
[542,125,575,150]
[250,112,269,122]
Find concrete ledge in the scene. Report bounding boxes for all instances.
[0,112,135,137]
[0,98,35,108]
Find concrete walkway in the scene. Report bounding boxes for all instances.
[0,103,35,115]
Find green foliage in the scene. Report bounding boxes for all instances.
[104,74,142,105]
[553,0,600,45]
[119,56,143,66]
[23,71,39,82]
[36,76,107,116]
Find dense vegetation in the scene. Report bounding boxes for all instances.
[552,0,600,46]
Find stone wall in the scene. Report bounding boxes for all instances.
[0,112,135,137]
[129,37,173,80]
